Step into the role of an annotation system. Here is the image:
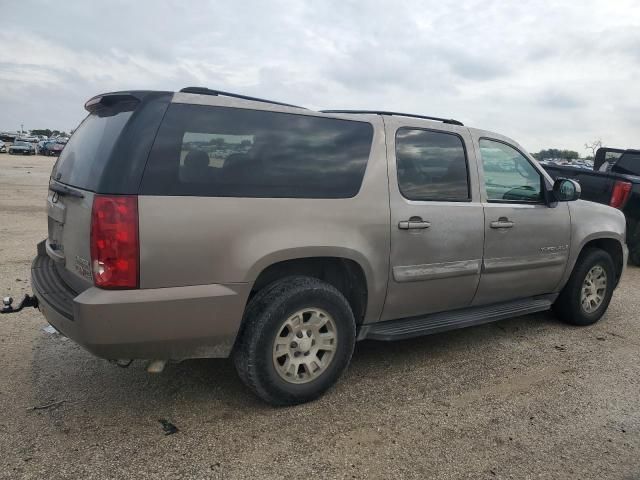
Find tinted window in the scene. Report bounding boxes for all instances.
[52,110,133,190]
[140,104,374,198]
[479,139,543,203]
[395,128,469,201]
[615,153,640,176]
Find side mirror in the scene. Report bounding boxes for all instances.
[553,178,581,202]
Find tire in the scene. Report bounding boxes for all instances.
[233,276,356,406]
[553,248,615,326]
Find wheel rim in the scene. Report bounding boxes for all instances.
[272,308,338,384]
[580,265,607,313]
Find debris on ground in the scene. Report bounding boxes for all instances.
[159,419,179,436]
[28,400,65,411]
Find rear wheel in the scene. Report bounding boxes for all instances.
[553,248,615,326]
[233,276,356,406]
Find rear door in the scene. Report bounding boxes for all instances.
[472,135,571,305]
[381,118,484,321]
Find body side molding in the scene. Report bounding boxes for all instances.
[392,259,481,283]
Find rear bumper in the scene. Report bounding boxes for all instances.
[31,242,250,360]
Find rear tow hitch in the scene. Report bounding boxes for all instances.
[2,294,39,314]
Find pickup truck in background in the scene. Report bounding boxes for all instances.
[542,148,640,266]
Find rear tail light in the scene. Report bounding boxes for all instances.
[609,181,632,209]
[90,195,139,289]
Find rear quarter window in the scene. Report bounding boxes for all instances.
[140,104,374,198]
[615,153,640,176]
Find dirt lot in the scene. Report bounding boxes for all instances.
[0,154,638,479]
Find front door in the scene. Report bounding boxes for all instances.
[472,136,571,305]
[381,118,484,321]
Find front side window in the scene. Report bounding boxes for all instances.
[141,104,374,198]
[395,128,469,201]
[479,139,543,203]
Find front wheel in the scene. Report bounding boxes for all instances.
[553,248,615,326]
[233,276,356,406]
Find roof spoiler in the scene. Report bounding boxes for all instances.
[84,93,142,113]
[84,91,172,114]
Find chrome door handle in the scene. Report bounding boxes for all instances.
[490,217,514,229]
[398,219,431,230]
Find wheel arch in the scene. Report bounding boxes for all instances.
[246,251,371,326]
[562,235,626,290]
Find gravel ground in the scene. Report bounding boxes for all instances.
[0,154,638,479]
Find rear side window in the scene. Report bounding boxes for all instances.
[395,128,470,201]
[52,110,133,190]
[140,104,374,198]
[615,153,640,176]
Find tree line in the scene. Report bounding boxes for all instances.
[531,140,602,161]
[531,149,581,161]
[30,129,72,137]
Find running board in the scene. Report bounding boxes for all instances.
[359,295,557,341]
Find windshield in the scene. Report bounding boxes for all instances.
[51,110,133,190]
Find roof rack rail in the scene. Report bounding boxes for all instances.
[319,110,464,126]
[179,87,306,109]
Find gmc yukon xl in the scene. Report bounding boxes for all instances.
[3,87,628,405]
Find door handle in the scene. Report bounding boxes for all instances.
[490,217,514,229]
[398,218,431,230]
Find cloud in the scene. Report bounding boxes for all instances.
[1,0,640,154]
[539,90,585,109]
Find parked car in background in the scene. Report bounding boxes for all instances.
[36,140,48,153]
[8,140,35,155]
[5,87,627,406]
[0,132,18,142]
[543,147,640,265]
[41,140,65,156]
[0,140,7,153]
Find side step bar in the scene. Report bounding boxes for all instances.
[358,295,557,341]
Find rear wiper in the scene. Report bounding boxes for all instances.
[49,182,85,198]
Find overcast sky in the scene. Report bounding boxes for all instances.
[1,0,639,154]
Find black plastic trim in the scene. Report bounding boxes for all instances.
[31,249,77,320]
[321,110,464,126]
[359,295,556,341]
[179,87,306,109]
